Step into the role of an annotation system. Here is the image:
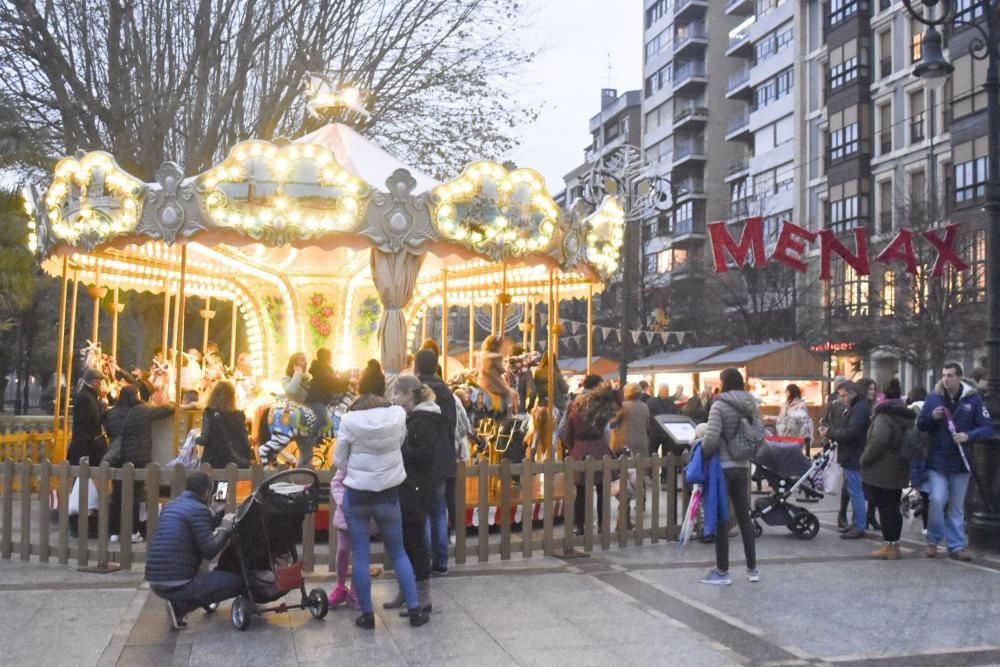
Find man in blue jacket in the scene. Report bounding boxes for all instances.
[821,381,872,539]
[917,362,993,561]
[145,472,239,629]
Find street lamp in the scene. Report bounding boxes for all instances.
[904,0,1000,551]
[581,144,672,388]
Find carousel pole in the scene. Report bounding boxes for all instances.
[498,263,508,338]
[522,298,530,350]
[529,299,536,352]
[62,268,80,442]
[421,310,427,343]
[491,300,497,337]
[173,246,188,451]
[88,264,105,345]
[586,282,594,376]
[229,299,238,369]
[546,269,556,462]
[201,295,212,357]
[468,303,475,368]
[171,285,181,363]
[52,256,69,448]
[441,270,449,379]
[109,284,124,361]
[161,282,171,360]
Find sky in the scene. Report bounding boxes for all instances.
[505,0,643,194]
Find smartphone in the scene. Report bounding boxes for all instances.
[213,482,229,502]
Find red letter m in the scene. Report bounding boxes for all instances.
[708,217,766,273]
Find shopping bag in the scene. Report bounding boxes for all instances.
[67,478,99,516]
[822,460,843,494]
[167,429,202,470]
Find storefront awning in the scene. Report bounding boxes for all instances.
[694,341,824,380]
[630,345,727,372]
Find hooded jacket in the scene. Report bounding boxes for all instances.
[402,401,446,494]
[918,381,992,475]
[860,399,915,490]
[701,390,761,469]
[333,405,407,492]
[827,395,872,470]
[416,373,458,482]
[305,359,337,405]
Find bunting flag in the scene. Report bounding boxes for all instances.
[644,331,656,345]
[675,332,686,345]
[570,321,581,334]
[659,331,671,345]
[631,331,642,344]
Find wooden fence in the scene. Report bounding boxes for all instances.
[0,454,689,572]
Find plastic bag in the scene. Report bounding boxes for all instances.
[67,478,99,516]
[167,429,202,470]
[823,460,843,495]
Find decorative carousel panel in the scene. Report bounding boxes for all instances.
[431,161,561,261]
[196,141,373,245]
[582,195,625,279]
[42,152,145,252]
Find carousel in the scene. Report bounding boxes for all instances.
[24,83,623,524]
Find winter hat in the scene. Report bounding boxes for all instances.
[414,349,438,376]
[358,359,386,396]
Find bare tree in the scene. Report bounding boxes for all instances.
[0,0,538,180]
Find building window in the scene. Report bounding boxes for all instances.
[828,195,862,233]
[830,262,870,317]
[911,17,923,64]
[645,63,672,98]
[675,201,694,234]
[762,212,789,245]
[879,29,892,78]
[753,67,794,111]
[879,179,893,234]
[878,102,892,154]
[965,228,987,302]
[644,28,670,63]
[730,178,750,219]
[829,122,859,161]
[605,122,619,142]
[645,0,670,29]
[829,56,866,89]
[755,26,794,64]
[621,116,630,137]
[909,90,925,143]
[881,270,895,316]
[910,170,926,207]
[647,253,659,277]
[829,0,861,26]
[756,0,788,17]
[954,157,988,203]
[753,170,776,197]
[954,0,985,27]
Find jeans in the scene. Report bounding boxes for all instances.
[299,402,327,469]
[843,468,866,531]
[574,483,604,532]
[926,469,971,552]
[864,484,902,542]
[343,486,418,613]
[425,481,449,571]
[151,570,243,617]
[716,467,756,572]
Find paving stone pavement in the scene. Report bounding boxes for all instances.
[3,495,1000,666]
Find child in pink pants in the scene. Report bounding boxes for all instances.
[329,469,359,608]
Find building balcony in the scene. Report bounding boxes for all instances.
[726,0,754,14]
[674,0,709,20]
[673,102,709,129]
[725,157,750,182]
[726,26,753,58]
[725,108,751,141]
[671,217,706,244]
[672,60,708,93]
[729,199,752,221]
[672,138,706,165]
[674,22,708,56]
[674,177,706,200]
[725,66,752,99]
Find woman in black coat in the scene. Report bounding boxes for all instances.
[196,381,251,469]
[384,374,447,615]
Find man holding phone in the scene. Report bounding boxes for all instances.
[145,472,240,629]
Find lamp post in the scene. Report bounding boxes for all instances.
[581,144,672,388]
[904,0,1000,551]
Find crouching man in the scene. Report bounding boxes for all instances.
[145,472,240,629]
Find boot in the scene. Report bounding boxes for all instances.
[870,543,900,560]
[399,579,431,616]
[355,612,375,630]
[407,607,430,627]
[382,589,406,610]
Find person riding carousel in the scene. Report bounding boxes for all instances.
[477,335,518,417]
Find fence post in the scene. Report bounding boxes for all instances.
[39,461,51,563]
[634,457,645,546]
[170,463,185,498]
[251,464,264,492]
[583,459,595,552]
[57,462,69,563]
[562,458,576,554]
[521,457,533,558]
[1,460,13,559]
[600,457,612,551]
[477,463,489,563]
[225,464,239,514]
[145,464,160,543]
[650,454,661,543]
[455,462,467,565]
[120,465,135,570]
[669,453,682,541]
[78,461,91,567]
[616,456,629,548]
[96,463,111,566]
[499,461,512,561]
[542,458,555,557]
[19,462,32,561]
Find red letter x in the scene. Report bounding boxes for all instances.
[923,224,970,278]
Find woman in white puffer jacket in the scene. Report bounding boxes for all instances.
[333,393,429,630]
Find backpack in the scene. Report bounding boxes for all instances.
[723,401,767,462]
[900,426,930,463]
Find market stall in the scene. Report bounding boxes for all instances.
[628,345,728,397]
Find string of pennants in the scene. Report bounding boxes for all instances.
[535,315,693,348]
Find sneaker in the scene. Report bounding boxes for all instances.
[355,612,375,630]
[839,528,865,540]
[110,534,120,544]
[950,549,973,562]
[449,534,456,546]
[926,544,938,558]
[165,600,187,630]
[131,532,144,544]
[328,586,349,608]
[431,565,448,576]
[699,569,732,586]
[746,568,760,583]
[921,528,928,537]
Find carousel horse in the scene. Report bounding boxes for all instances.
[81,340,119,398]
[148,358,173,405]
[257,398,342,467]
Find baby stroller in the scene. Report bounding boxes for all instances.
[750,438,834,540]
[217,469,329,630]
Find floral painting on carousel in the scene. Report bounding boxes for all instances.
[306,292,336,351]
[356,296,381,349]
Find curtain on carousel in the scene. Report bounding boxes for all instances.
[370,248,424,373]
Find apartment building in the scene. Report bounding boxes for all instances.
[796,0,989,388]
[640,0,744,305]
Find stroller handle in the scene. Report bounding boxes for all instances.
[259,468,321,498]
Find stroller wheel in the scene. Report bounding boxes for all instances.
[308,588,329,620]
[752,521,763,538]
[789,513,820,540]
[231,596,252,631]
